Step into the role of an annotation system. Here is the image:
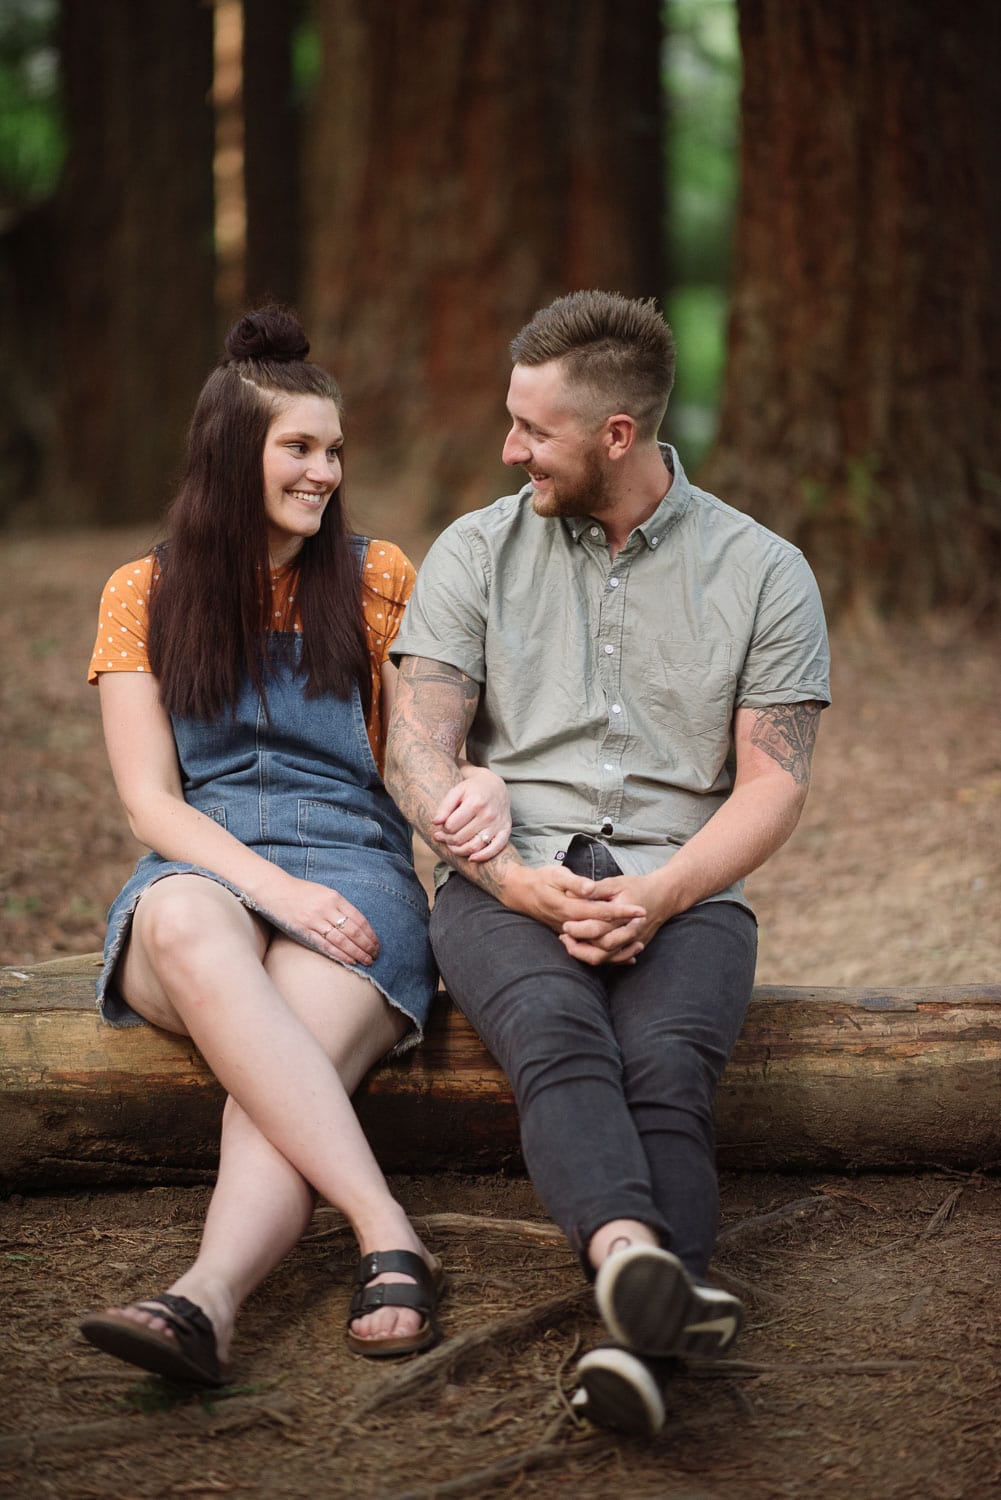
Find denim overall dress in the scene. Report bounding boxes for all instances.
[97,542,436,1050]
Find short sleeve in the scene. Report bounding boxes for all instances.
[360,539,417,667]
[87,556,157,683]
[391,522,489,681]
[737,550,831,708]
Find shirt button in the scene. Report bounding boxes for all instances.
[604,762,614,771]
[603,644,614,655]
[611,704,622,715]
[609,577,619,588]
[651,536,660,547]
[589,526,601,538]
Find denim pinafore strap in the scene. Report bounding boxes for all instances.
[98,537,436,1046]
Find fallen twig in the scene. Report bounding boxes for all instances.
[304,1209,566,1247]
[414,1211,566,1245]
[690,1356,917,1377]
[337,1287,590,1431]
[920,1183,965,1239]
[0,1393,294,1461]
[390,1431,612,1499]
[717,1195,835,1245]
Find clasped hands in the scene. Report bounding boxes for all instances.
[508,865,672,967]
[430,770,671,964]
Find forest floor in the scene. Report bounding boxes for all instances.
[2,526,1000,1499]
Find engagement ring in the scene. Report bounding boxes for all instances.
[479,830,492,844]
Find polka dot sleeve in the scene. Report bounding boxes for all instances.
[87,556,158,683]
[360,540,417,769]
[360,540,418,665]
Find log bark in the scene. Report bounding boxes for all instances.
[2,954,999,1189]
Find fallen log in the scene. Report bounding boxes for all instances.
[2,953,999,1188]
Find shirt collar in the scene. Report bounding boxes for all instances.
[563,443,692,548]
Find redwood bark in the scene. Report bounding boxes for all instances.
[702,0,1001,617]
[243,0,302,310]
[303,0,665,534]
[52,0,216,526]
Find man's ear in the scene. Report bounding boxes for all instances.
[604,413,636,461]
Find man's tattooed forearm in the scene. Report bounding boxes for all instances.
[748,702,822,787]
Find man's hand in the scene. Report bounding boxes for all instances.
[505,864,646,949]
[559,871,671,965]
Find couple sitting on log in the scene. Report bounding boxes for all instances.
[81,292,829,1438]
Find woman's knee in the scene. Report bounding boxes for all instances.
[135,877,253,970]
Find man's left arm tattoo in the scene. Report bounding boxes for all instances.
[748,701,823,787]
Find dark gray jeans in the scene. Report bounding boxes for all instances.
[431,842,757,1279]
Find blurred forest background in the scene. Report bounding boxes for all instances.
[2,0,999,615]
[1,0,999,975]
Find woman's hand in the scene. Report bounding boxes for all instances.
[261,874,380,966]
[431,764,511,861]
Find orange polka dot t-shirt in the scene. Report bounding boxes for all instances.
[88,540,417,770]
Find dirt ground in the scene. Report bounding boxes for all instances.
[2,527,1000,1499]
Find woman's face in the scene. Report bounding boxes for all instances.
[262,395,343,564]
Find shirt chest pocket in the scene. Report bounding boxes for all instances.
[639,640,735,743]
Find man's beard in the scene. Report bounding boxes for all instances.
[529,445,611,520]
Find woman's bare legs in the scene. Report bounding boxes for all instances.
[99,875,432,1362]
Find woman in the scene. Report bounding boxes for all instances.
[80,307,508,1384]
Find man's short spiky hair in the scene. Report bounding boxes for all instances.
[510,290,676,439]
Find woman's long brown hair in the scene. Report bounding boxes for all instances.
[147,308,372,722]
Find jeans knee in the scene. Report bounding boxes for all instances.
[489,992,620,1108]
[625,1037,719,1120]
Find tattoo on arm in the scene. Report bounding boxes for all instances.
[387,657,524,889]
[748,701,822,787]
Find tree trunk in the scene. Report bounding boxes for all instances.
[303,0,665,539]
[51,0,216,527]
[3,954,999,1188]
[242,0,303,311]
[701,0,1001,618]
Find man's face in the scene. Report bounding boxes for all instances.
[502,361,611,518]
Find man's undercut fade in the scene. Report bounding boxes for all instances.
[510,290,676,440]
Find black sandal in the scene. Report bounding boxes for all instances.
[345,1250,444,1359]
[80,1292,225,1386]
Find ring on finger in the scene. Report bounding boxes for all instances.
[334,914,348,929]
[478,830,491,845]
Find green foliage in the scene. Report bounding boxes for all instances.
[664,0,740,466]
[664,283,729,458]
[0,0,63,212]
[291,11,322,105]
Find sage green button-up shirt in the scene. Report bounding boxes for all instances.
[394,448,830,909]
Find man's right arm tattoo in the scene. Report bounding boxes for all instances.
[385,656,524,894]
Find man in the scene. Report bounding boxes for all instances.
[385,290,829,1436]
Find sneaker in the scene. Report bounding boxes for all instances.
[573,1345,668,1437]
[594,1244,743,1360]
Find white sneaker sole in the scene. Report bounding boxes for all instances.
[574,1347,665,1437]
[595,1245,743,1358]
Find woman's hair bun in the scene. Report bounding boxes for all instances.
[224,305,310,363]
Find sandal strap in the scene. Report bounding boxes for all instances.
[139,1293,216,1346]
[349,1281,432,1320]
[354,1250,433,1290]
